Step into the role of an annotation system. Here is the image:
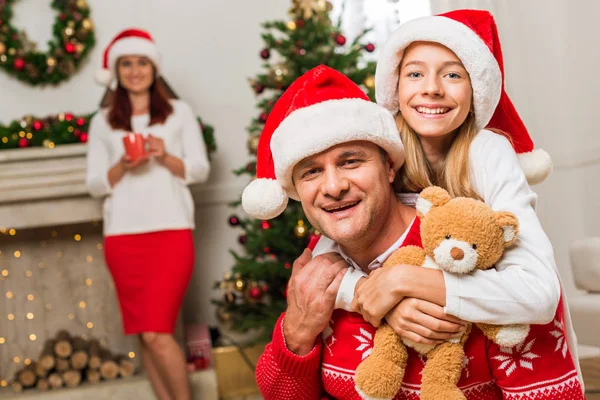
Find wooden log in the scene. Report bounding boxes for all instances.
[98,346,119,380]
[116,354,135,378]
[54,330,73,358]
[62,369,82,388]
[11,381,23,393]
[70,336,89,370]
[36,378,50,391]
[86,368,101,384]
[35,361,50,378]
[17,362,37,387]
[47,372,63,389]
[88,339,101,369]
[56,357,70,372]
[38,339,56,370]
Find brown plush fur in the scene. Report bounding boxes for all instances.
[354,186,528,400]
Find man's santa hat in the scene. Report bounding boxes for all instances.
[375,9,552,185]
[242,65,404,220]
[95,28,160,87]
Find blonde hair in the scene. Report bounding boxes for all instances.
[395,112,482,200]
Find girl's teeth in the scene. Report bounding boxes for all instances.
[416,107,449,114]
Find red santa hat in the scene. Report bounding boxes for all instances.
[94,28,160,87]
[242,65,404,220]
[375,9,552,185]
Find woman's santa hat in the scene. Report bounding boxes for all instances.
[242,65,404,220]
[95,28,160,87]
[375,9,552,185]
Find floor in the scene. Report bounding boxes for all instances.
[582,357,600,400]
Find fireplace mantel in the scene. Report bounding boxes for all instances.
[0,144,243,230]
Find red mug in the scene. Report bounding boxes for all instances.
[122,132,147,161]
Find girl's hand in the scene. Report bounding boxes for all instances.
[120,154,148,170]
[147,134,167,163]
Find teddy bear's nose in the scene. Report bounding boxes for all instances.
[451,247,465,260]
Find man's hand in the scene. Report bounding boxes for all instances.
[283,249,349,355]
[351,266,405,327]
[386,298,467,345]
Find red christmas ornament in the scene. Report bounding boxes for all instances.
[33,121,43,131]
[249,286,262,299]
[13,58,25,71]
[259,112,268,123]
[335,35,347,46]
[73,129,81,137]
[261,284,269,292]
[18,138,29,148]
[59,13,67,21]
[284,263,291,269]
[261,221,270,230]
[263,246,270,253]
[296,19,305,28]
[297,48,306,56]
[238,234,247,245]
[65,113,74,122]
[76,117,86,126]
[365,43,375,52]
[79,132,88,143]
[65,42,76,54]
[255,84,265,94]
[228,215,240,226]
[260,48,271,59]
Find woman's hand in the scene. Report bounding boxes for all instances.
[351,267,406,327]
[386,298,467,345]
[120,154,149,170]
[147,134,167,163]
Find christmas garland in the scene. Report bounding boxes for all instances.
[0,112,217,155]
[0,0,95,85]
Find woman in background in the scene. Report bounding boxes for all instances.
[86,28,210,400]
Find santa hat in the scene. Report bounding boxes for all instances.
[95,28,160,87]
[375,9,552,185]
[241,65,404,220]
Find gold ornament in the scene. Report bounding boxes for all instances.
[63,27,74,38]
[267,63,289,85]
[57,59,76,75]
[294,220,308,238]
[75,28,89,41]
[77,0,88,9]
[0,43,5,55]
[75,43,85,54]
[8,48,16,56]
[291,0,328,19]
[364,75,375,89]
[234,278,246,292]
[247,133,260,155]
[216,307,233,326]
[42,139,52,148]
[0,55,7,63]
[46,57,57,67]
[286,21,297,31]
[81,18,94,31]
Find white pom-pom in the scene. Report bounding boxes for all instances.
[94,68,113,86]
[242,178,288,220]
[518,149,553,185]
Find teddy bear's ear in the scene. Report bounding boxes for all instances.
[495,211,520,247]
[416,186,451,218]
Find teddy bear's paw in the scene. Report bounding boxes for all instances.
[495,324,530,347]
[420,385,466,400]
[354,356,404,400]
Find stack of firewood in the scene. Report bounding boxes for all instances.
[11,330,135,393]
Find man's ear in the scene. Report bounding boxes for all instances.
[416,186,451,218]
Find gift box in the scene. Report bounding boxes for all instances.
[213,342,266,398]
[185,323,213,371]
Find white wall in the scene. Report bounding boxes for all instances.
[0,0,291,327]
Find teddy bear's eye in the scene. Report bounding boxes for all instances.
[445,235,451,240]
[472,244,477,249]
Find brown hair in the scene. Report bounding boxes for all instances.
[394,112,482,200]
[107,69,173,131]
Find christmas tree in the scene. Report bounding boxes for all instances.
[215,0,377,341]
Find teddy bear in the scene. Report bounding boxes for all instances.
[354,186,531,400]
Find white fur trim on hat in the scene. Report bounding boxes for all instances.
[271,98,404,201]
[518,149,553,185]
[375,15,502,130]
[94,68,114,86]
[242,178,289,219]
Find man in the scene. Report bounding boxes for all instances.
[241,65,466,399]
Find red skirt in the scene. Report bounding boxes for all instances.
[104,229,194,335]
